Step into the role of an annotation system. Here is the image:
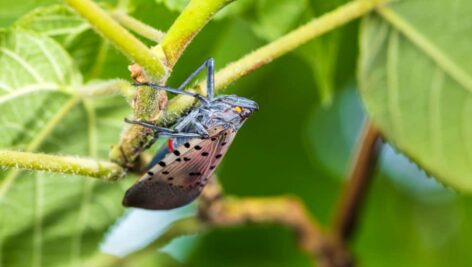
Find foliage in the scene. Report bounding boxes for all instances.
[0,0,471,267]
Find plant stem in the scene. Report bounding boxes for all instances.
[332,120,381,241]
[65,0,167,79]
[0,150,125,181]
[160,0,389,122]
[213,0,387,90]
[157,0,235,68]
[112,11,165,42]
[78,79,134,100]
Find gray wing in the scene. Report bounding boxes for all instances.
[123,132,224,210]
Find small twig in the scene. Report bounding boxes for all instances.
[65,0,167,78]
[332,121,381,242]
[204,196,324,254]
[158,0,389,123]
[0,150,125,181]
[111,11,165,43]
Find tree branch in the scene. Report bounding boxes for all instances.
[332,120,381,243]
[0,150,125,181]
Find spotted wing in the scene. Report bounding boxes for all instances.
[201,128,237,180]
[123,133,224,210]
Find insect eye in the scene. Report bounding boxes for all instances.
[234,106,243,113]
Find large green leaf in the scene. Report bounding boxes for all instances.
[15,4,130,80]
[358,0,472,190]
[0,30,126,266]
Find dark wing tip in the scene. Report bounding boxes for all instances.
[122,180,202,210]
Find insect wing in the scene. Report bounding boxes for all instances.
[201,128,237,180]
[122,134,223,210]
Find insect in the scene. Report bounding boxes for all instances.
[122,58,259,210]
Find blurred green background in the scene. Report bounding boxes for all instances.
[0,0,470,266]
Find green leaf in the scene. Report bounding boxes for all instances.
[15,4,129,80]
[358,0,472,190]
[14,5,88,39]
[0,30,126,266]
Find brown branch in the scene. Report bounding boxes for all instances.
[197,180,327,266]
[332,120,381,241]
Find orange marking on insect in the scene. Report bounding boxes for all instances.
[167,139,174,152]
[234,106,242,113]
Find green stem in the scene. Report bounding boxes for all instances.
[0,150,125,181]
[211,0,387,91]
[0,97,80,199]
[161,0,389,122]
[156,0,235,68]
[65,0,167,79]
[78,79,134,100]
[112,11,165,42]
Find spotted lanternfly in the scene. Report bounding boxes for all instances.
[122,58,258,210]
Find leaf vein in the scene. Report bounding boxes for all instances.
[0,48,44,83]
[379,8,472,93]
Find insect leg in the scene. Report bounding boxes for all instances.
[176,58,215,101]
[134,82,209,104]
[125,118,203,138]
[134,58,215,102]
[192,122,209,137]
[142,134,160,151]
[157,132,203,138]
[124,118,175,133]
[173,109,209,138]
